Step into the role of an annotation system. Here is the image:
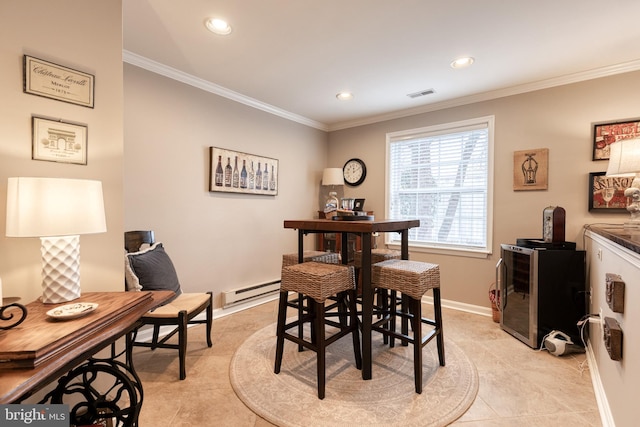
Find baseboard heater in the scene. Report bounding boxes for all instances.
[222,280,280,307]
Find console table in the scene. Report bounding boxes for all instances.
[0,291,173,426]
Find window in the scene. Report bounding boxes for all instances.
[386,116,494,256]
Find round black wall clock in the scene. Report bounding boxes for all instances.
[343,158,367,186]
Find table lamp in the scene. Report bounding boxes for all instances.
[5,177,107,303]
[606,138,640,227]
[322,168,343,213]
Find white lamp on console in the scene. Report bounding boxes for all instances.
[5,177,107,303]
[606,138,640,227]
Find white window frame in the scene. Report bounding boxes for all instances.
[385,116,494,258]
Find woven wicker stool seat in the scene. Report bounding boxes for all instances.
[275,262,362,399]
[353,248,401,268]
[372,259,445,394]
[282,250,340,268]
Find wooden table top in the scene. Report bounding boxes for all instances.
[0,291,173,403]
[284,218,420,233]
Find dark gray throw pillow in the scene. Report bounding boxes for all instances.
[127,242,182,296]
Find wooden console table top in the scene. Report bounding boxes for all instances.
[0,291,173,403]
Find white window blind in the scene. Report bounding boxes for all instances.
[386,116,494,254]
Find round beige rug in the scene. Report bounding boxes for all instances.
[230,323,478,427]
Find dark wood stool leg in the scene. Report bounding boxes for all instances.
[412,297,423,394]
[433,288,445,366]
[274,291,288,374]
[349,289,363,369]
[315,299,326,400]
[401,293,410,347]
[298,292,305,351]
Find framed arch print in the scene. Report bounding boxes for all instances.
[32,116,88,165]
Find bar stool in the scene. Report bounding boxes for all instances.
[371,259,445,394]
[275,262,362,399]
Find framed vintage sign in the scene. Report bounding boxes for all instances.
[513,148,549,191]
[32,116,88,165]
[23,55,95,108]
[592,119,640,160]
[588,172,632,212]
[209,147,278,195]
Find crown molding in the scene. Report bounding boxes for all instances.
[122,50,329,132]
[124,50,640,134]
[328,59,640,131]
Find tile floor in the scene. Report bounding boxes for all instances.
[134,299,601,426]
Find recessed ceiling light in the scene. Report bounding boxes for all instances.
[205,18,232,35]
[336,92,353,101]
[450,57,474,69]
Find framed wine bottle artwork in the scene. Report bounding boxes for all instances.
[209,147,278,195]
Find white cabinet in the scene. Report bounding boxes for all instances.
[585,228,640,427]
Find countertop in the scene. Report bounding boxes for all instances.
[586,224,640,255]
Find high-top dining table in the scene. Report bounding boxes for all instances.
[283,217,420,380]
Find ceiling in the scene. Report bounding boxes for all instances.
[123,0,640,131]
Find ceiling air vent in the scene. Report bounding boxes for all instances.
[407,89,435,99]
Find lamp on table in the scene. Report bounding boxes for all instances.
[606,138,640,227]
[5,177,107,303]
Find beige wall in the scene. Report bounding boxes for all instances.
[0,0,124,302]
[329,71,640,308]
[123,64,328,307]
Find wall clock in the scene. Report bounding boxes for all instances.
[343,158,366,187]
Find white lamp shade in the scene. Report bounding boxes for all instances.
[6,177,107,237]
[606,138,640,177]
[322,168,344,186]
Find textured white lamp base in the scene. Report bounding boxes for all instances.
[40,235,81,304]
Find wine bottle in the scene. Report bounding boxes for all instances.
[240,160,248,188]
[270,165,276,191]
[215,155,223,186]
[224,157,232,187]
[248,161,255,190]
[263,163,269,190]
[256,162,262,190]
[232,156,239,188]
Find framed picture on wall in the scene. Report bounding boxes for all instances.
[23,55,95,108]
[588,172,632,211]
[513,148,548,191]
[592,119,640,160]
[32,116,88,165]
[209,147,278,195]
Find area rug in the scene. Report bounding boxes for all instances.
[230,323,478,427]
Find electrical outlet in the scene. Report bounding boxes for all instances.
[599,308,603,334]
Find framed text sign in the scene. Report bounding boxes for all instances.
[209,147,278,195]
[588,172,632,212]
[23,55,95,108]
[32,116,88,165]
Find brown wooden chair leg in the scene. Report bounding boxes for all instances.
[205,292,213,347]
[178,310,188,380]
